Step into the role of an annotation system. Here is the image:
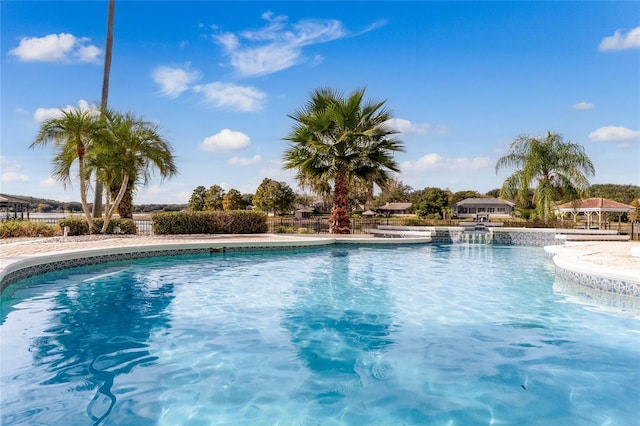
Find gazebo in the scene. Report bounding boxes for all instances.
[0,194,31,220]
[554,197,634,229]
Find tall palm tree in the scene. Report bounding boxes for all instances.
[31,108,101,232]
[91,110,177,233]
[93,0,116,219]
[283,87,404,233]
[495,131,595,223]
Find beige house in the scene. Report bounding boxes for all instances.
[376,202,413,217]
[453,197,515,220]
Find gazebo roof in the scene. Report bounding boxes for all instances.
[0,194,31,205]
[554,197,634,213]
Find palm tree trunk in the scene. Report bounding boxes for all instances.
[78,159,95,233]
[93,0,115,218]
[330,171,351,234]
[115,183,133,219]
[102,174,129,233]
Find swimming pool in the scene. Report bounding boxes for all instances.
[1,244,638,425]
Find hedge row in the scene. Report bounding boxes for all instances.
[0,220,62,238]
[58,217,137,236]
[151,210,268,234]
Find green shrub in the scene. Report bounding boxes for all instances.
[152,210,268,234]
[92,218,137,235]
[274,226,296,234]
[58,217,137,235]
[58,217,90,236]
[0,220,62,238]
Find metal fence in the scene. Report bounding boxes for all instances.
[5,216,639,240]
[266,217,385,234]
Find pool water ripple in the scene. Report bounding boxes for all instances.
[1,245,638,425]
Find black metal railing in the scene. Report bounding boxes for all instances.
[4,216,639,240]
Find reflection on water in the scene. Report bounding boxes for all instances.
[553,278,640,319]
[3,265,175,425]
[281,249,396,417]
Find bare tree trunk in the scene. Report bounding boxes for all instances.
[93,0,115,219]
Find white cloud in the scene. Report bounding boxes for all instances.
[588,126,640,142]
[192,82,266,112]
[401,153,492,172]
[9,33,101,63]
[228,155,261,166]
[212,12,365,76]
[386,118,430,135]
[199,129,251,152]
[386,118,449,136]
[34,99,99,123]
[0,157,29,183]
[152,64,201,98]
[40,176,58,186]
[1,172,29,183]
[599,26,640,51]
[572,102,595,110]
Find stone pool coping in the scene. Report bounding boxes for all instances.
[1,234,638,296]
[545,241,640,296]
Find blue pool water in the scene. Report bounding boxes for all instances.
[1,245,639,425]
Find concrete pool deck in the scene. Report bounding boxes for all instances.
[1,234,639,295]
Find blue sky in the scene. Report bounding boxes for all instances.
[2,1,639,204]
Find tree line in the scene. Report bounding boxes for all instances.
[32,86,638,233]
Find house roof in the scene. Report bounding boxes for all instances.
[554,198,634,213]
[455,197,515,207]
[377,202,412,210]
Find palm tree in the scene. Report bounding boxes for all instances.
[495,131,595,223]
[283,87,404,233]
[31,108,102,232]
[91,110,177,233]
[93,0,116,219]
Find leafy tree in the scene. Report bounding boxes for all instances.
[31,108,102,232]
[485,188,501,198]
[254,178,295,215]
[412,187,451,218]
[37,203,54,213]
[283,87,403,233]
[589,184,640,205]
[204,185,225,211]
[376,178,413,207]
[188,186,207,211]
[630,199,640,222]
[241,193,254,208]
[223,189,245,211]
[495,131,595,223]
[294,193,316,209]
[450,190,481,205]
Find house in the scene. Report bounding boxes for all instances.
[295,208,313,219]
[453,197,515,220]
[376,202,412,217]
